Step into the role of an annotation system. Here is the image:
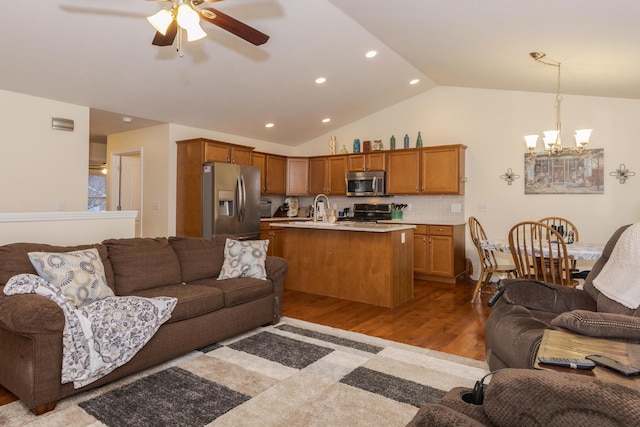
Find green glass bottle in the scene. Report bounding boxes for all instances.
[390,135,396,149]
[416,131,423,148]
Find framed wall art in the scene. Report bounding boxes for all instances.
[524,148,604,194]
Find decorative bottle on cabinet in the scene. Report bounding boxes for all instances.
[353,138,361,153]
[416,131,423,147]
[403,134,410,149]
[390,135,396,149]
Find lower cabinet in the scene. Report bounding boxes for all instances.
[413,224,466,283]
[260,221,284,257]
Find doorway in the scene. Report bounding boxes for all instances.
[110,150,143,237]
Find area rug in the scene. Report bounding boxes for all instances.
[0,318,489,427]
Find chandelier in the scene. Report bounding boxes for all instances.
[524,52,592,157]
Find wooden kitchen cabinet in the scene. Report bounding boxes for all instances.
[202,139,253,165]
[260,221,284,257]
[412,223,466,283]
[387,145,466,195]
[421,145,466,194]
[308,155,347,195]
[252,152,287,195]
[387,149,421,194]
[347,152,386,172]
[286,157,309,195]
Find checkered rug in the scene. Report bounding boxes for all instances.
[0,318,488,427]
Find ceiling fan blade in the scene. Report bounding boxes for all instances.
[152,20,178,46]
[200,7,269,46]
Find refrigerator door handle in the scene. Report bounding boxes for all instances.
[241,174,247,221]
[236,175,243,223]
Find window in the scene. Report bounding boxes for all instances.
[88,168,107,211]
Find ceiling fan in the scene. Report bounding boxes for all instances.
[147,0,269,48]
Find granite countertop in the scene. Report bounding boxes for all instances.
[272,221,416,233]
[378,219,466,226]
[260,217,311,222]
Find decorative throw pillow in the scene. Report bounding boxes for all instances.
[217,238,269,280]
[28,248,114,307]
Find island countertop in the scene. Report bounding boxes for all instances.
[272,221,416,233]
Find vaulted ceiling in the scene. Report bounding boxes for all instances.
[2,1,639,146]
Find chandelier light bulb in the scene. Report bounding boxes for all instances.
[177,4,207,41]
[524,135,539,150]
[147,9,173,35]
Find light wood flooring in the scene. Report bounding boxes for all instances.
[0,278,493,407]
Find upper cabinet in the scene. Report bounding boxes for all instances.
[252,152,287,195]
[347,152,386,172]
[387,145,466,195]
[308,155,347,195]
[185,138,255,165]
[286,157,309,196]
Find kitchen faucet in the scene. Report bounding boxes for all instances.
[313,193,331,222]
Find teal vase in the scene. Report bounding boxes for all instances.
[353,139,361,153]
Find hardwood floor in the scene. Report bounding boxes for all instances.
[0,278,493,407]
[283,278,493,361]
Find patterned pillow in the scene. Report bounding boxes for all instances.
[217,238,269,280]
[28,248,114,307]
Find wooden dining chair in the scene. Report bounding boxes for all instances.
[508,221,576,287]
[538,216,579,271]
[468,217,517,303]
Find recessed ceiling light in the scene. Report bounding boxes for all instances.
[265,123,274,128]
[315,77,327,84]
[122,116,133,123]
[365,50,377,58]
[322,118,331,123]
[409,79,420,85]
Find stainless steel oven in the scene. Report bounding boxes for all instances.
[346,171,386,197]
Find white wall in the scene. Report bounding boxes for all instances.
[297,86,640,275]
[0,89,89,212]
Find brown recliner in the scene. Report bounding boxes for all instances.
[407,368,640,427]
[485,224,637,370]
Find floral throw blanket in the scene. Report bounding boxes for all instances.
[4,274,177,388]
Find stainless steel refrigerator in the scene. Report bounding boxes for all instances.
[202,162,261,240]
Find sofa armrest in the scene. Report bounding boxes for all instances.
[500,279,597,314]
[0,292,65,334]
[408,403,488,427]
[265,256,288,322]
[551,309,640,340]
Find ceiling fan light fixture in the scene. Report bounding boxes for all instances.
[147,9,173,36]
[177,4,207,41]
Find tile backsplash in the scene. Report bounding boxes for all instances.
[263,195,465,223]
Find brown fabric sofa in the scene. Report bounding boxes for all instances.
[485,224,638,370]
[0,235,288,415]
[407,368,640,426]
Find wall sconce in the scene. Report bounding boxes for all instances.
[500,168,520,185]
[52,117,74,131]
[610,164,636,184]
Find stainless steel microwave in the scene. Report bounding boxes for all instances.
[346,171,386,196]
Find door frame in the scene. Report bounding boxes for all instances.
[109,149,143,237]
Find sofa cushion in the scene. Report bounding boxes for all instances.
[193,277,273,307]
[217,238,269,280]
[0,243,114,291]
[27,248,114,307]
[168,235,231,283]
[103,238,182,295]
[131,283,224,323]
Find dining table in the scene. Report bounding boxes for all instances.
[480,239,604,261]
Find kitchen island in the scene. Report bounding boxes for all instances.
[275,221,415,308]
